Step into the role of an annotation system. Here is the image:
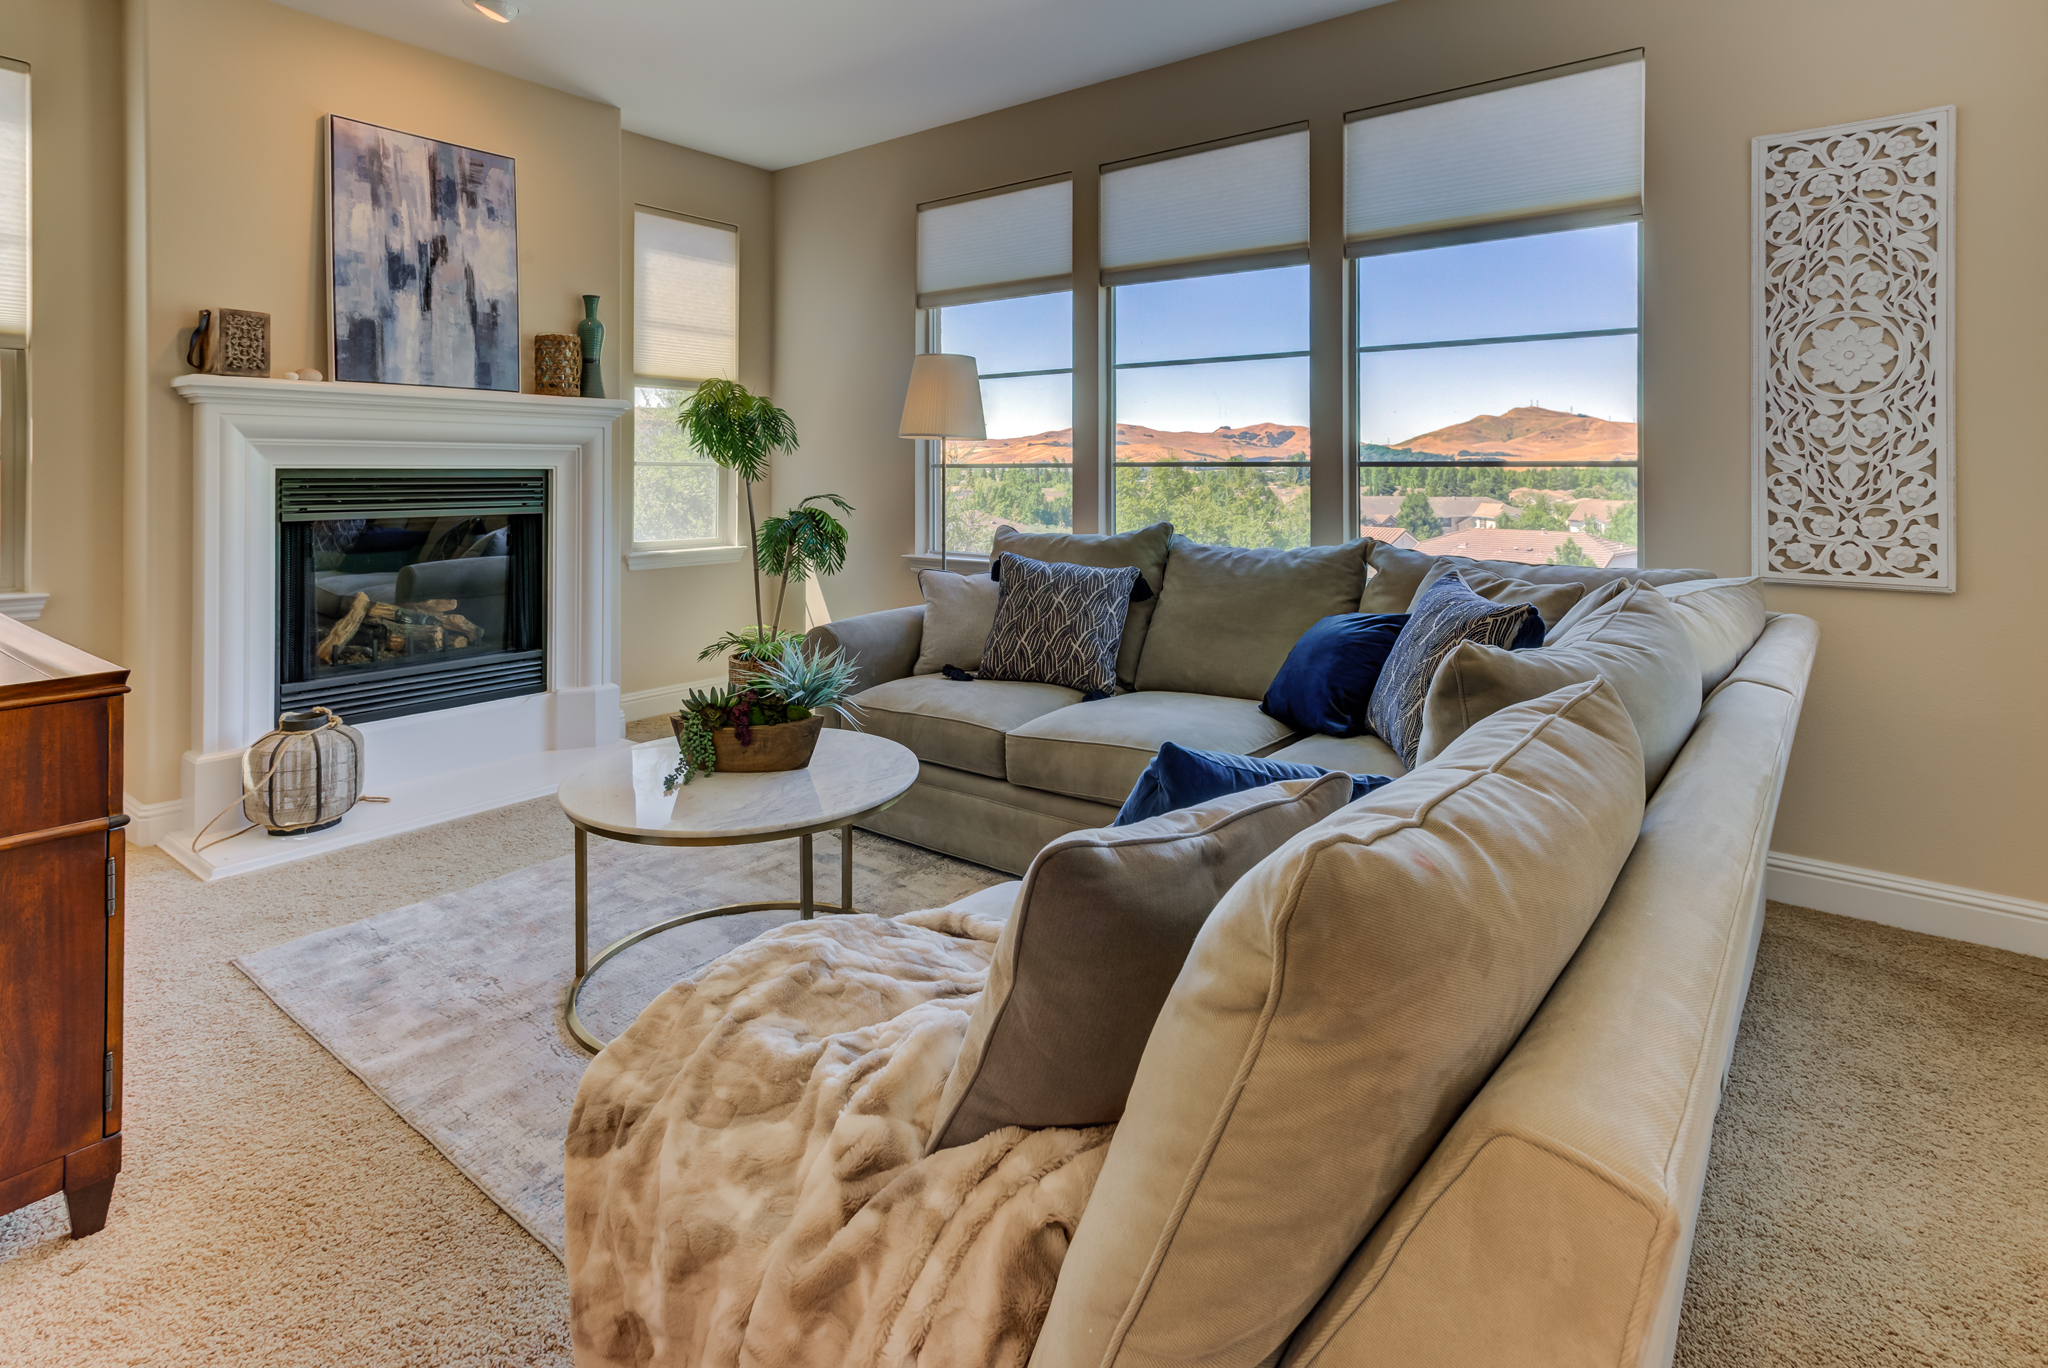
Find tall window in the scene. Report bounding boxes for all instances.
[1104,128,1310,547]
[916,179,1073,558]
[1350,56,1644,569]
[0,58,26,595]
[631,208,737,555]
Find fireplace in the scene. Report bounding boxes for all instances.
[277,470,547,724]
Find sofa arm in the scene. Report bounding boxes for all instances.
[806,605,924,695]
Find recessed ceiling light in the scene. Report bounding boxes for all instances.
[472,0,520,21]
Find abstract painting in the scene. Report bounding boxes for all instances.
[329,116,518,391]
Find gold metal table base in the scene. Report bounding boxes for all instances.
[566,823,861,1054]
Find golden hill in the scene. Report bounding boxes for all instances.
[1394,406,1636,463]
[945,422,1310,465]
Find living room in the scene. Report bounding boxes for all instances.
[1,0,2041,1363]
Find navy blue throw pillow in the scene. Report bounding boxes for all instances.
[1261,613,1410,738]
[1114,742,1397,826]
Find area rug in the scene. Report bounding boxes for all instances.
[231,831,1007,1260]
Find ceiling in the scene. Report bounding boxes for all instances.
[270,0,1395,170]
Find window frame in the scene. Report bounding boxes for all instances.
[626,205,742,572]
[0,56,26,603]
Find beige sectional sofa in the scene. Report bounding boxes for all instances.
[811,529,1712,874]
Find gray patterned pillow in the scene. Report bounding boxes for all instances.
[1366,570,1543,766]
[979,553,1141,697]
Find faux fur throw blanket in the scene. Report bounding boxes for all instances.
[565,898,1112,1368]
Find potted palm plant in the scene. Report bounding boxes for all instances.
[677,380,854,689]
[666,644,863,789]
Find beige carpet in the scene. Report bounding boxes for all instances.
[1,754,2042,1364]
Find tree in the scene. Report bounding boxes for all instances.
[1501,495,1567,532]
[1605,501,1638,546]
[757,493,854,629]
[1548,537,1595,567]
[676,379,802,639]
[1397,488,1443,540]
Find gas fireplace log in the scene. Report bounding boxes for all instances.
[316,592,372,664]
[404,599,458,613]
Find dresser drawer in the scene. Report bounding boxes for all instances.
[0,698,114,838]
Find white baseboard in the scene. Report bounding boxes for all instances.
[622,677,722,723]
[1766,852,2048,959]
[123,793,188,848]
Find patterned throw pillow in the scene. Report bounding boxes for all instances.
[979,553,1141,697]
[1365,570,1543,766]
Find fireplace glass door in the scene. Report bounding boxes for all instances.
[277,470,546,724]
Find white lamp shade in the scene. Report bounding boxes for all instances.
[898,353,986,439]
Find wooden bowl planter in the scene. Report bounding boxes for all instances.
[672,711,823,773]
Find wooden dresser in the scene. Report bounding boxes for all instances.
[0,615,129,1237]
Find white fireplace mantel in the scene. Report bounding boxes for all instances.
[161,375,634,879]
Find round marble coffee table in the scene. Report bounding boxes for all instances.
[555,728,919,1052]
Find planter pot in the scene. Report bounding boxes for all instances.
[728,658,774,692]
[673,712,824,773]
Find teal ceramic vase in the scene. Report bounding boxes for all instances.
[577,295,605,399]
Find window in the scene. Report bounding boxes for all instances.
[0,58,25,595]
[916,179,1073,558]
[1350,55,1644,569]
[630,209,737,559]
[1103,128,1311,547]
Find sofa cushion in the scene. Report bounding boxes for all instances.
[979,553,1139,696]
[853,675,1081,779]
[926,771,1354,1153]
[1415,561,1586,630]
[1359,537,1715,614]
[1657,575,1768,693]
[1266,732,1408,777]
[911,568,998,675]
[1136,538,1372,699]
[1005,692,1292,806]
[1033,678,1647,1368]
[1366,572,1544,769]
[1417,580,1703,790]
[992,522,1172,690]
[1115,742,1395,825]
[1260,612,1409,738]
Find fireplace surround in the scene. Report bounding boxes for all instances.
[164,375,633,879]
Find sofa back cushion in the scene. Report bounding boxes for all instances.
[1136,537,1371,699]
[1656,575,1768,693]
[992,522,1173,689]
[1032,678,1646,1368]
[1416,580,1702,790]
[1358,537,1715,614]
[926,771,1354,1153]
[1414,561,1586,630]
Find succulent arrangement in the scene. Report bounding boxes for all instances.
[664,645,864,792]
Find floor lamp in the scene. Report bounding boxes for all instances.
[898,354,986,574]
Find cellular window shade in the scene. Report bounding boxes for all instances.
[1346,58,1643,251]
[917,180,1072,308]
[633,211,737,383]
[0,65,26,342]
[1101,129,1308,279]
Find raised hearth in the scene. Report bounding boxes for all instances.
[162,375,633,879]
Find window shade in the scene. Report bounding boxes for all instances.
[1346,58,1643,252]
[917,180,1071,308]
[0,64,26,343]
[1101,128,1308,281]
[633,210,736,383]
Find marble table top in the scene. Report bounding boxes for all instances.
[557,728,919,843]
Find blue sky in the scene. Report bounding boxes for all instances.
[937,221,1640,449]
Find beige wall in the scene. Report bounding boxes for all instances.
[0,0,126,660]
[618,131,773,703]
[124,0,626,802]
[772,0,2048,903]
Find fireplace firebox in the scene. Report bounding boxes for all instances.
[277,469,547,724]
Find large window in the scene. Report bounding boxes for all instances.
[1350,56,1644,568]
[0,58,25,596]
[916,178,1073,558]
[630,209,737,556]
[1104,128,1311,547]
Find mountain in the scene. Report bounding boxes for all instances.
[1392,407,1636,463]
[944,422,1309,465]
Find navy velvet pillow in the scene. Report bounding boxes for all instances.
[1260,612,1410,737]
[1114,741,1397,826]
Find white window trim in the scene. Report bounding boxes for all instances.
[627,375,742,572]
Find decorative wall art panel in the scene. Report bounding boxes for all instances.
[1753,108,1953,591]
[329,116,519,392]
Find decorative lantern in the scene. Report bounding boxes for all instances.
[241,708,366,835]
[534,333,582,396]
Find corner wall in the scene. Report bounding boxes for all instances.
[770,0,2048,907]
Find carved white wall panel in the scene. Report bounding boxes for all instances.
[1753,107,1953,591]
